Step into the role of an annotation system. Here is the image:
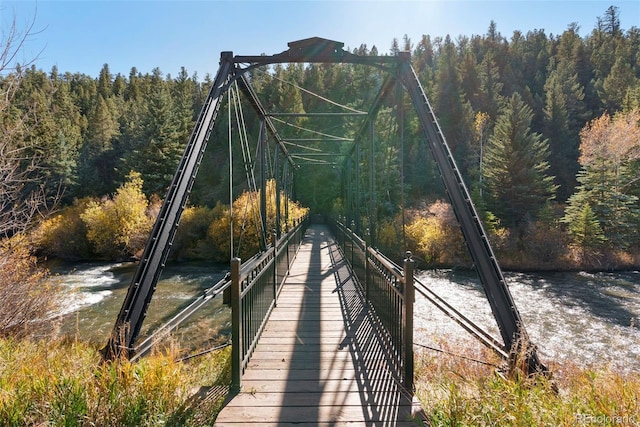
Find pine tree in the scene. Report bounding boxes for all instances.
[543,59,585,200]
[564,110,640,248]
[562,196,606,256]
[97,63,113,99]
[601,53,639,111]
[483,93,557,227]
[433,35,474,163]
[125,68,183,195]
[78,94,120,195]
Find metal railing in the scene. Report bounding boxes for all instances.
[230,215,308,390]
[333,219,509,389]
[332,220,415,390]
[132,274,232,361]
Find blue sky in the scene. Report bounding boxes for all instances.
[2,0,638,78]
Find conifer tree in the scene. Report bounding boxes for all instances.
[433,35,474,163]
[125,68,184,195]
[543,59,585,200]
[78,94,120,195]
[562,199,606,257]
[564,110,640,248]
[483,93,557,227]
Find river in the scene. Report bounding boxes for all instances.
[46,261,231,353]
[415,269,640,372]
[47,261,640,371]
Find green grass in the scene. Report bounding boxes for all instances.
[0,338,231,426]
[414,345,639,426]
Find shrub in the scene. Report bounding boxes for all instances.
[208,180,309,262]
[376,214,407,259]
[0,235,59,338]
[0,338,231,425]
[80,172,154,259]
[171,205,220,260]
[31,198,93,259]
[415,347,640,426]
[404,201,468,267]
[520,221,570,269]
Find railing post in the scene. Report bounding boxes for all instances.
[403,251,415,391]
[231,257,242,392]
[364,239,369,304]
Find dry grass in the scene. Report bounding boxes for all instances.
[415,344,640,426]
[0,338,231,426]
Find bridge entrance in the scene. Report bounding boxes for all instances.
[103,38,546,379]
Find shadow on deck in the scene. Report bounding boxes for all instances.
[213,224,425,426]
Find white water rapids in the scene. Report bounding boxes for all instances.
[49,262,639,371]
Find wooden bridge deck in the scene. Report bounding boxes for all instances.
[214,224,424,426]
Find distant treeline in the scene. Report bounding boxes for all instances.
[2,5,639,268]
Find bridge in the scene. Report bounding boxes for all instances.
[101,38,547,424]
[215,222,424,425]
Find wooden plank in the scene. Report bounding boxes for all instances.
[238,379,403,393]
[259,330,350,338]
[223,391,415,408]
[215,404,419,423]
[256,335,348,344]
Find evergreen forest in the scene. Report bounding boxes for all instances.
[2,5,640,270]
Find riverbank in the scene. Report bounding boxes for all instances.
[1,337,638,425]
[0,338,231,426]
[414,344,640,426]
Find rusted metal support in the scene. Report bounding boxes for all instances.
[403,252,415,391]
[275,149,281,238]
[259,120,268,251]
[231,257,242,392]
[272,229,278,305]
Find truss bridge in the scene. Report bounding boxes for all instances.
[102,37,547,425]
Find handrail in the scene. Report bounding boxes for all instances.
[132,238,284,361]
[332,220,414,389]
[332,219,510,387]
[362,245,507,356]
[230,215,308,390]
[132,274,232,361]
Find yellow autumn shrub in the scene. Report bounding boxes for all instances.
[404,200,467,266]
[80,172,153,259]
[208,180,309,261]
[32,198,93,259]
[170,205,221,260]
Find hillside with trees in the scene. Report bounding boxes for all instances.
[1,5,639,272]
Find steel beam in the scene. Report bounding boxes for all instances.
[234,38,397,70]
[396,53,545,373]
[236,74,296,168]
[103,52,235,360]
[267,112,367,117]
[259,120,268,251]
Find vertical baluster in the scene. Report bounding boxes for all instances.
[231,257,242,392]
[403,251,415,391]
